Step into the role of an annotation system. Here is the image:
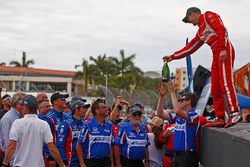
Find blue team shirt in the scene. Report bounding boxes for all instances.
[44,108,67,157]
[56,116,84,166]
[168,109,200,152]
[114,122,150,160]
[77,117,113,159]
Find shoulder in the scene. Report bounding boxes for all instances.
[105,119,113,126]
[46,110,54,119]
[204,11,218,20]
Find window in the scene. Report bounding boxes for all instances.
[0,81,12,91]
[30,82,67,92]
[15,81,26,91]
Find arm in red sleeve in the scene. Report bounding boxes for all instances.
[205,11,227,51]
[171,34,204,60]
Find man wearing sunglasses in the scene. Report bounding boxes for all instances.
[114,105,150,167]
[0,95,11,120]
[76,98,114,167]
[44,92,69,167]
[163,7,241,128]
[56,100,90,167]
[157,82,199,167]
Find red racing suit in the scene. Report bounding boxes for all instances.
[170,11,239,117]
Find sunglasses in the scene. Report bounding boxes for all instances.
[96,98,105,104]
[2,97,11,102]
[178,97,190,102]
[132,112,142,117]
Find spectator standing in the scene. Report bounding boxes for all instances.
[45,92,69,166]
[56,100,90,167]
[157,82,200,167]
[0,92,26,166]
[76,98,114,167]
[114,105,150,167]
[147,116,165,167]
[36,92,49,103]
[38,100,52,120]
[0,95,11,120]
[2,95,65,167]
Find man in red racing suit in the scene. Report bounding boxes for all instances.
[163,7,241,128]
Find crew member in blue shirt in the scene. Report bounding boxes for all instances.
[114,105,150,167]
[56,100,90,167]
[76,98,114,167]
[45,92,69,166]
[156,81,200,167]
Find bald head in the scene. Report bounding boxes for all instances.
[36,92,48,103]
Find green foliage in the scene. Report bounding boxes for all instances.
[9,51,34,67]
[75,49,160,96]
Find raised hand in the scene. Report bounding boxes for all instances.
[158,83,167,97]
[166,81,175,93]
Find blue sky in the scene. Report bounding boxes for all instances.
[0,0,249,72]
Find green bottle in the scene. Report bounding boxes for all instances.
[162,63,170,82]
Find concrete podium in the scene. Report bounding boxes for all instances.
[200,123,250,167]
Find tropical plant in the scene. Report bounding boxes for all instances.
[9,51,34,67]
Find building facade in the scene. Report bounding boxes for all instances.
[0,66,83,96]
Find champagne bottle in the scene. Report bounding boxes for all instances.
[162,63,170,82]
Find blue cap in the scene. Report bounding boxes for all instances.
[128,105,142,115]
[71,96,87,103]
[72,100,90,108]
[22,95,38,108]
[50,92,69,103]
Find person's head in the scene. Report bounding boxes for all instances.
[11,92,26,113]
[91,98,107,118]
[72,100,90,118]
[128,105,143,126]
[105,107,112,119]
[38,100,52,115]
[133,101,144,112]
[2,94,11,109]
[182,7,201,26]
[36,92,48,103]
[50,92,69,112]
[21,95,39,115]
[63,101,71,113]
[178,93,198,110]
[148,116,164,149]
[71,96,86,106]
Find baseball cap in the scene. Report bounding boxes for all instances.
[22,95,38,108]
[72,100,90,109]
[133,101,144,109]
[128,105,142,115]
[182,7,201,23]
[71,96,87,103]
[148,116,164,128]
[50,92,69,103]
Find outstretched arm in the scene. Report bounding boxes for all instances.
[163,34,204,62]
[166,81,189,120]
[156,83,170,120]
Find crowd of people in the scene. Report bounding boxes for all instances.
[0,80,208,167]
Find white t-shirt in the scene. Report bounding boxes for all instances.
[9,114,53,167]
[148,133,164,167]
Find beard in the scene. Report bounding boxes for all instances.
[131,119,141,125]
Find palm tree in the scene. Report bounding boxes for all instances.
[111,49,142,76]
[0,62,6,66]
[9,51,34,67]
